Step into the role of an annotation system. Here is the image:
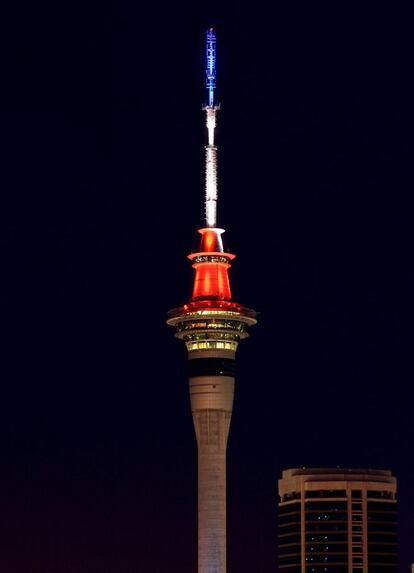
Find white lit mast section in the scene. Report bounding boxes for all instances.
[205,107,218,227]
[204,28,219,228]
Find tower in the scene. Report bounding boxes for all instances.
[167,29,257,573]
[278,468,398,573]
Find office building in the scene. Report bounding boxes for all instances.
[278,468,398,572]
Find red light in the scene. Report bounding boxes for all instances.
[199,228,224,253]
[187,228,235,302]
[192,262,232,300]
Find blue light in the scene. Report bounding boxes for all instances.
[206,28,216,107]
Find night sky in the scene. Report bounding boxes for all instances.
[2,2,414,571]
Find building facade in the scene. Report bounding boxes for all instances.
[278,468,398,573]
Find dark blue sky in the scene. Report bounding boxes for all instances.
[1,1,414,571]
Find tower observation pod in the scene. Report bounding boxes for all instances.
[167,28,257,573]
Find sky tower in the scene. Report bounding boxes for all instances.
[167,29,257,573]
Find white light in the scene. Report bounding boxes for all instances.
[206,108,216,145]
[205,145,217,227]
[204,108,218,227]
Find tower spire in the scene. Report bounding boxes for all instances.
[206,27,216,108]
[204,28,219,228]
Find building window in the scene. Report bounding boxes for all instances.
[305,490,347,498]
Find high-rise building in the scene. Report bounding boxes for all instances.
[167,29,256,573]
[278,468,398,573]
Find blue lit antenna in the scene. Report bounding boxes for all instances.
[204,28,219,227]
[206,28,217,107]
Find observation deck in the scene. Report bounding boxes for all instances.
[167,227,257,352]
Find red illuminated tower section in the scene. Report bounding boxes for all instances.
[167,29,257,573]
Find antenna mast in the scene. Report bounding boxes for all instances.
[204,28,219,228]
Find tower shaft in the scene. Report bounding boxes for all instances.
[189,350,235,572]
[197,422,227,571]
[193,410,229,573]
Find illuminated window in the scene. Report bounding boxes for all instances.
[186,340,238,352]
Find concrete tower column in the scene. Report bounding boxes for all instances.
[189,349,235,573]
